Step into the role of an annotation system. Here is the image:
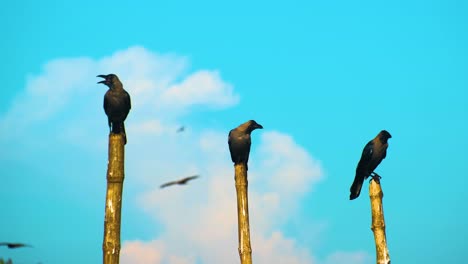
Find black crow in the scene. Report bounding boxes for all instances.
[97,74,131,144]
[350,130,392,200]
[228,120,263,170]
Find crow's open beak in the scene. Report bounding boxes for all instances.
[97,74,108,84]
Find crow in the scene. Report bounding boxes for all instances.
[160,175,200,188]
[228,120,263,170]
[350,130,392,200]
[176,126,185,133]
[0,242,32,249]
[97,74,131,144]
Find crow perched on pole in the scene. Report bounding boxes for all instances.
[350,130,392,200]
[228,120,263,171]
[97,74,131,144]
[229,120,262,264]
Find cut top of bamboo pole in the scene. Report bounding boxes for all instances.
[369,179,391,264]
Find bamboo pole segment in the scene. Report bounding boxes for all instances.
[369,178,391,264]
[102,133,126,264]
[234,163,253,264]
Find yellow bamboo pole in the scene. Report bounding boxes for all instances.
[102,133,126,264]
[234,163,253,264]
[369,178,391,264]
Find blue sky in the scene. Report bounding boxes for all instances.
[1,1,467,263]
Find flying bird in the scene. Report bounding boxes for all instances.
[176,126,185,133]
[97,74,131,144]
[0,242,32,249]
[350,130,392,200]
[160,175,200,188]
[228,120,263,170]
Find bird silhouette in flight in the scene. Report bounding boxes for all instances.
[160,175,200,188]
[0,242,33,249]
[176,126,185,133]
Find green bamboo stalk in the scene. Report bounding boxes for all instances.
[234,163,253,264]
[369,178,391,264]
[102,133,126,264]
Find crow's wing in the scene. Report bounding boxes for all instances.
[179,175,199,184]
[228,130,235,162]
[160,181,177,188]
[124,90,131,109]
[355,140,376,180]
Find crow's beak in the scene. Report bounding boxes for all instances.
[97,74,108,84]
[255,123,263,129]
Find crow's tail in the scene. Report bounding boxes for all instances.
[111,121,127,145]
[349,175,364,200]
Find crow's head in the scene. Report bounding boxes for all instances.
[379,130,392,142]
[97,74,120,88]
[246,120,263,133]
[234,120,263,134]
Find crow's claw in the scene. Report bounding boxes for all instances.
[370,172,382,183]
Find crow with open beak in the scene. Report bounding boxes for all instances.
[97,74,131,144]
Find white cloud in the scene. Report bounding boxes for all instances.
[258,132,323,193]
[0,57,96,137]
[0,46,238,145]
[161,70,238,110]
[253,231,315,264]
[120,240,165,264]
[131,120,175,136]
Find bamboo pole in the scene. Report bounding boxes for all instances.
[234,163,253,264]
[369,178,391,264]
[102,133,126,264]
